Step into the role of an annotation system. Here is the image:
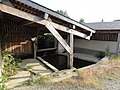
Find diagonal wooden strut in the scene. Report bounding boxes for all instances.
[45,21,72,54]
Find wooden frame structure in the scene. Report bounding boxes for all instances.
[0,0,95,71]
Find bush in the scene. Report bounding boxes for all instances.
[2,51,20,89]
[25,75,51,86]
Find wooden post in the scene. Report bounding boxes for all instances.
[0,26,1,88]
[31,37,37,58]
[116,33,120,55]
[0,11,3,87]
[54,38,58,54]
[33,43,37,58]
[67,33,74,69]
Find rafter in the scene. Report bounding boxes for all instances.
[0,3,93,40]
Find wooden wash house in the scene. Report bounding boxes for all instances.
[0,0,95,80]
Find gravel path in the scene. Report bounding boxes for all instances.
[101,78,120,90]
[13,77,120,90]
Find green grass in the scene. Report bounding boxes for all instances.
[25,75,51,86]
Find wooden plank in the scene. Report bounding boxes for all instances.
[0,3,44,24]
[116,33,120,54]
[37,47,57,52]
[49,22,87,39]
[22,21,35,26]
[45,21,72,54]
[0,4,92,40]
[37,57,58,72]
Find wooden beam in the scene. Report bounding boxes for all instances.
[49,22,88,39]
[16,0,95,33]
[0,3,44,24]
[37,57,58,72]
[0,4,92,40]
[22,21,35,26]
[85,32,93,40]
[44,13,49,20]
[45,21,72,54]
[37,47,57,52]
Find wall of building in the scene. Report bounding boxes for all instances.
[1,19,34,55]
[75,39,118,53]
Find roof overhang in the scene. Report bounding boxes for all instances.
[0,0,95,40]
[16,0,95,33]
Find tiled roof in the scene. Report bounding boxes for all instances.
[84,21,120,30]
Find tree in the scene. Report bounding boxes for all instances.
[101,19,104,22]
[114,19,120,22]
[57,10,69,17]
[79,18,85,23]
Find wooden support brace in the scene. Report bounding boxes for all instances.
[37,57,58,72]
[37,47,57,52]
[85,32,93,40]
[45,21,72,54]
[22,21,35,26]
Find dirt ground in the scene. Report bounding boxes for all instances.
[13,57,120,90]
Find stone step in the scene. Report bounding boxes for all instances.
[5,71,31,89]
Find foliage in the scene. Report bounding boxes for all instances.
[25,75,51,86]
[57,10,69,17]
[104,46,112,56]
[2,51,20,89]
[37,35,54,49]
[96,47,112,58]
[111,54,120,61]
[79,18,85,23]
[114,19,120,22]
[45,35,54,48]
[96,51,105,59]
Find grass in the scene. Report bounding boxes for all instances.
[56,55,120,89]
[25,75,51,86]
[13,54,120,90]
